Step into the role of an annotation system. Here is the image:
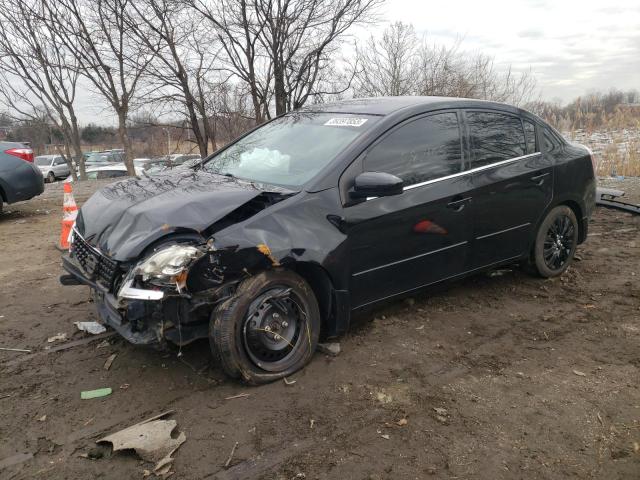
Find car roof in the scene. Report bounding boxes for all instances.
[300,96,527,117]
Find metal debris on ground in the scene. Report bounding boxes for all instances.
[47,333,67,343]
[74,321,107,335]
[98,417,186,477]
[0,347,31,353]
[283,377,296,386]
[81,388,112,399]
[572,369,587,377]
[317,342,341,356]
[103,353,117,371]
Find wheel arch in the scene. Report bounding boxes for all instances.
[283,260,352,339]
[530,197,586,253]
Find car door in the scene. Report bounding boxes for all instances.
[344,111,474,309]
[52,156,68,177]
[463,110,553,269]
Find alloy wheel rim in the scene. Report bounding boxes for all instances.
[543,215,575,270]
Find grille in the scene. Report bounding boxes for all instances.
[72,231,119,290]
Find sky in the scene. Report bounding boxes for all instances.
[73,0,640,125]
[378,0,640,103]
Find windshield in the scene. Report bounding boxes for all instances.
[203,112,378,187]
[35,156,52,166]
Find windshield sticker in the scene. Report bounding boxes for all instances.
[324,117,368,127]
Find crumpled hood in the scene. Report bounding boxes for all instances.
[76,169,288,261]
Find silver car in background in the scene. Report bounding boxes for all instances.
[35,155,71,183]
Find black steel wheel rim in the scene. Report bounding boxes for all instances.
[242,287,307,372]
[543,214,575,270]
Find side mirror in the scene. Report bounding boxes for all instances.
[351,171,404,199]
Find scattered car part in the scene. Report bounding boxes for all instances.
[98,419,186,476]
[595,187,640,214]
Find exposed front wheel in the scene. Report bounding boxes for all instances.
[529,205,578,278]
[210,270,320,385]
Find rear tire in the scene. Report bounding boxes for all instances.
[528,205,578,278]
[210,270,320,385]
[47,172,56,183]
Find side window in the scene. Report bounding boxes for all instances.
[523,120,537,154]
[364,112,462,186]
[466,111,526,168]
[54,157,66,165]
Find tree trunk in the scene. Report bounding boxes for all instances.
[273,58,286,116]
[69,110,86,180]
[117,109,135,175]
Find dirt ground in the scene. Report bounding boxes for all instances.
[1,179,639,480]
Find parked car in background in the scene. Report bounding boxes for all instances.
[169,153,201,165]
[0,141,43,213]
[84,149,125,169]
[133,158,153,168]
[35,154,72,183]
[143,154,202,174]
[61,97,596,384]
[65,164,143,182]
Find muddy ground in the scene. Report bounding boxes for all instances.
[1,179,639,480]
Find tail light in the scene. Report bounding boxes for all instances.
[5,147,34,162]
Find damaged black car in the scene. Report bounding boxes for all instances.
[61,97,596,384]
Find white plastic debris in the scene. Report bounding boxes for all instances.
[74,321,107,335]
[47,333,67,343]
[317,342,341,356]
[99,419,186,475]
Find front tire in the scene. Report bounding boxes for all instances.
[210,270,320,385]
[529,205,578,278]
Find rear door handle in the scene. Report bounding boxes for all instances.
[447,196,472,212]
[530,172,550,185]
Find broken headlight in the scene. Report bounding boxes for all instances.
[136,244,201,285]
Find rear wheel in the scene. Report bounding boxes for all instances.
[210,270,320,385]
[47,172,56,183]
[529,205,578,278]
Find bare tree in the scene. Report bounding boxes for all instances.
[126,0,221,157]
[47,0,156,175]
[191,0,381,121]
[355,22,539,107]
[190,0,271,123]
[0,0,86,179]
[353,22,419,97]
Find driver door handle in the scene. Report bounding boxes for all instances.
[530,172,550,185]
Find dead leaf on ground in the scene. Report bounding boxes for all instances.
[573,369,587,377]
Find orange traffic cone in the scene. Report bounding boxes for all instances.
[59,182,78,250]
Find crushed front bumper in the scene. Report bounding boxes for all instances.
[61,255,209,346]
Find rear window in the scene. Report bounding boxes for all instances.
[466,111,526,168]
[35,156,51,166]
[543,128,562,154]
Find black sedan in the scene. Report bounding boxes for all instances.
[0,141,44,213]
[61,97,596,384]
